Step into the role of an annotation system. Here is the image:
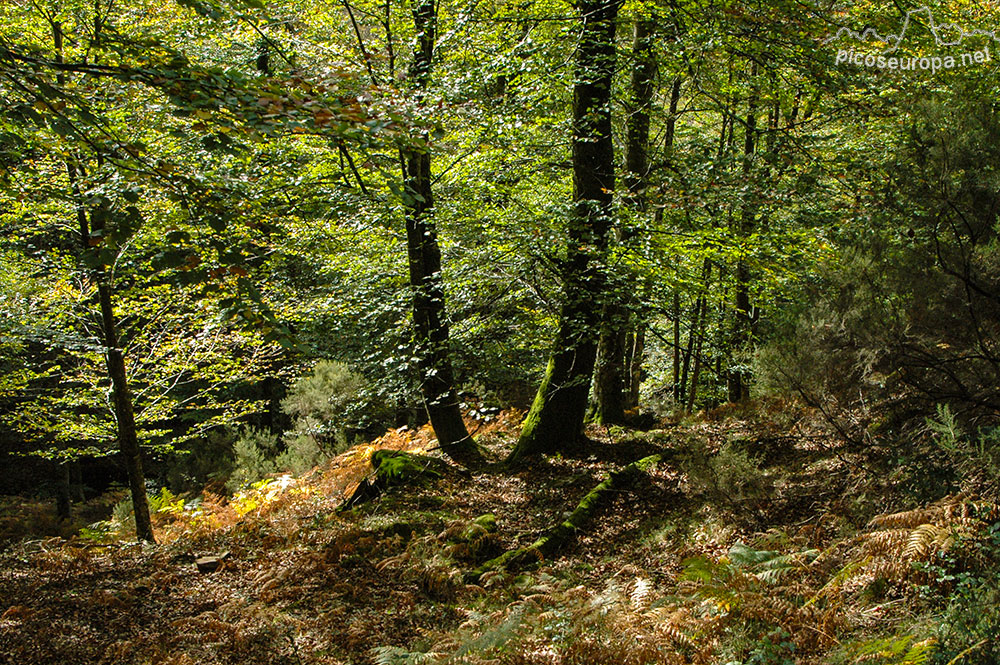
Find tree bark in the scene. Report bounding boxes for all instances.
[98,280,155,542]
[625,326,645,409]
[510,0,617,460]
[592,16,654,425]
[53,18,154,542]
[401,0,480,466]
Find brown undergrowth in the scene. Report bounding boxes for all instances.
[1,404,997,665]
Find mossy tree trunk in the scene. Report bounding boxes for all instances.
[509,0,617,460]
[473,454,663,576]
[401,0,480,466]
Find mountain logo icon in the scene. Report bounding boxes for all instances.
[824,6,997,72]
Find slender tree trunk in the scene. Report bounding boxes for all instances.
[75,194,154,542]
[98,280,155,542]
[687,301,707,413]
[672,293,681,402]
[53,19,154,542]
[55,461,71,520]
[728,62,759,403]
[401,0,479,466]
[510,0,617,460]
[625,327,645,409]
[71,461,85,502]
[593,16,654,424]
[683,260,711,412]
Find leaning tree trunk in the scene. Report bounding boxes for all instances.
[592,16,654,425]
[53,19,154,542]
[509,0,617,461]
[401,0,480,466]
[72,191,154,543]
[98,279,155,542]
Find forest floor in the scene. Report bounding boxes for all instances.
[1,401,996,665]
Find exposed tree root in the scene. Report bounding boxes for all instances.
[469,453,665,579]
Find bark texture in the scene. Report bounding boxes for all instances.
[401,0,480,466]
[510,0,617,460]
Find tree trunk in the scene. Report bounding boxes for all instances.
[592,318,627,424]
[728,62,759,403]
[55,461,71,521]
[98,280,155,542]
[509,0,617,460]
[401,0,480,466]
[672,293,681,402]
[624,325,644,410]
[53,19,154,542]
[592,16,654,424]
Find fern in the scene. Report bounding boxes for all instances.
[630,577,654,610]
[371,646,440,665]
[848,635,937,665]
[450,605,526,659]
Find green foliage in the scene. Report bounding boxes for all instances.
[927,522,1000,665]
[844,634,936,665]
[370,646,439,665]
[281,360,391,459]
[928,405,1000,493]
[107,487,186,536]
[741,628,796,665]
[228,426,280,491]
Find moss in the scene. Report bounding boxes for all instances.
[472,513,497,532]
[371,450,446,484]
[470,454,664,580]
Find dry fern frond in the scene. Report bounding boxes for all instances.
[860,529,912,557]
[868,496,997,530]
[902,523,953,560]
[644,607,697,649]
[630,577,654,610]
[870,507,940,530]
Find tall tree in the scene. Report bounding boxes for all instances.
[51,15,155,542]
[401,0,481,466]
[509,0,617,460]
[592,12,656,424]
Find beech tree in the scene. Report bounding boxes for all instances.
[400,0,481,466]
[509,0,617,460]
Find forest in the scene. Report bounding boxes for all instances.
[2,0,1000,663]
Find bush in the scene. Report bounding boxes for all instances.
[929,521,1000,665]
[228,427,281,491]
[927,405,1000,495]
[281,360,391,458]
[676,436,772,512]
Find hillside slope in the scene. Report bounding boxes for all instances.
[1,406,997,665]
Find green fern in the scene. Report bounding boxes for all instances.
[371,645,440,665]
[848,634,936,665]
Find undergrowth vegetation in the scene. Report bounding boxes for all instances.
[2,405,999,665]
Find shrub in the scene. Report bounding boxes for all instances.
[228,427,281,491]
[927,405,1000,495]
[676,436,772,512]
[281,360,391,458]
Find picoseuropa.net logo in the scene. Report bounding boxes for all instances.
[823,5,997,74]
